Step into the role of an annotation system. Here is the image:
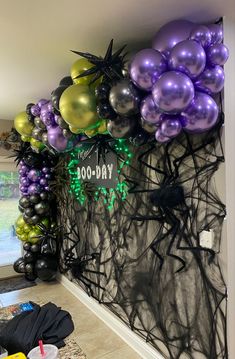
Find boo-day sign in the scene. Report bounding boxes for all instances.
[77,149,118,189]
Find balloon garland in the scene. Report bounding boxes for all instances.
[12,19,229,280]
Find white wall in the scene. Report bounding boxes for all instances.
[224,17,235,359]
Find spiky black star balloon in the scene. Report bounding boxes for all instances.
[71,39,127,84]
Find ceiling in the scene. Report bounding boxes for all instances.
[0,0,233,121]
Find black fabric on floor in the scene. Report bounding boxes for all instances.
[0,302,74,355]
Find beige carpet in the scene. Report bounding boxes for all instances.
[0,301,87,358]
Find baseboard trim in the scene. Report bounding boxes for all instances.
[58,274,164,359]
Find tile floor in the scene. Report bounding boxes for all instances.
[0,280,142,359]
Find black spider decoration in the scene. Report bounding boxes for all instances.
[71,39,127,84]
[34,222,60,256]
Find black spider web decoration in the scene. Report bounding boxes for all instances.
[56,114,227,358]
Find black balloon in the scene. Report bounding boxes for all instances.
[35,257,57,281]
[26,103,35,115]
[24,153,42,168]
[19,196,30,208]
[24,252,35,264]
[31,244,40,253]
[25,272,37,281]
[39,192,48,201]
[97,103,117,119]
[51,85,67,111]
[13,257,25,273]
[25,263,34,274]
[34,117,46,130]
[95,83,111,101]
[107,117,137,139]
[18,205,24,213]
[109,79,140,116]
[23,214,34,224]
[23,242,31,251]
[29,194,41,204]
[59,76,73,86]
[24,207,35,218]
[62,128,73,139]
[31,215,41,225]
[34,201,50,215]
[41,132,49,145]
[57,116,69,129]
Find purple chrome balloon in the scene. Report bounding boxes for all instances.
[21,178,30,187]
[129,48,167,91]
[152,71,195,114]
[182,91,218,133]
[189,25,212,48]
[155,128,170,143]
[207,24,223,45]
[39,177,48,187]
[46,101,53,112]
[42,167,50,174]
[28,169,41,182]
[152,20,194,57]
[47,126,68,152]
[194,65,224,95]
[168,40,206,79]
[207,44,229,66]
[160,116,182,138]
[140,95,163,124]
[31,104,41,117]
[38,99,49,108]
[28,183,41,194]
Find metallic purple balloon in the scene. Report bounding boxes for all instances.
[28,183,41,194]
[20,165,28,174]
[207,44,229,66]
[194,66,224,95]
[46,101,53,112]
[19,185,27,193]
[140,95,163,124]
[21,178,30,187]
[47,126,68,152]
[189,25,212,48]
[31,104,41,117]
[207,24,223,45]
[160,116,182,138]
[44,186,50,191]
[182,92,218,133]
[152,71,195,114]
[38,99,49,108]
[42,167,50,174]
[152,20,194,57]
[155,128,170,143]
[28,169,41,182]
[129,49,167,91]
[39,178,48,187]
[45,173,52,180]
[168,40,206,78]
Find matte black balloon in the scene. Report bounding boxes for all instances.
[51,85,67,111]
[24,153,42,168]
[140,117,158,134]
[57,116,69,129]
[13,257,25,273]
[52,106,60,116]
[35,257,57,281]
[39,192,48,201]
[97,103,117,119]
[41,132,49,145]
[26,103,35,115]
[24,207,35,218]
[29,194,41,204]
[31,244,40,253]
[34,117,46,130]
[31,215,41,225]
[34,201,50,215]
[19,196,31,208]
[24,251,35,264]
[109,79,140,116]
[25,263,34,274]
[28,113,35,123]
[59,76,73,86]
[23,242,31,251]
[130,130,150,146]
[95,83,111,101]
[107,117,137,139]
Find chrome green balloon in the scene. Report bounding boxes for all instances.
[14,111,33,136]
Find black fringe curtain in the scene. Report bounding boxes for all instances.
[56,118,227,359]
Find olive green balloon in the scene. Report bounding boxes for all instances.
[59,84,99,130]
[28,228,41,244]
[14,111,33,136]
[15,214,25,228]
